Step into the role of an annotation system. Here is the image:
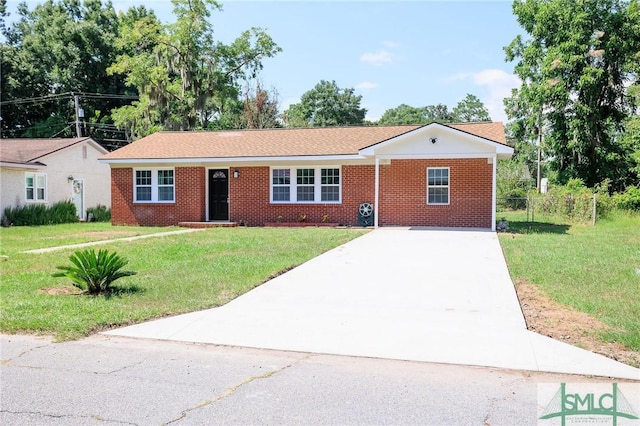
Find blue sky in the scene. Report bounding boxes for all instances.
[10,1,524,123]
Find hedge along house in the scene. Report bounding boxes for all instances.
[100,122,513,230]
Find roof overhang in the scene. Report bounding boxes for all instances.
[100,154,368,166]
[0,161,45,170]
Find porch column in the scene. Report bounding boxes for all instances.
[491,155,497,231]
[374,157,380,228]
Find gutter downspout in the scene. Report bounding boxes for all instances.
[491,154,497,231]
[374,157,380,229]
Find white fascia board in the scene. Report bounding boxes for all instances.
[0,161,44,170]
[375,153,496,160]
[99,154,366,166]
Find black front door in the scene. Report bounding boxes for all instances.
[208,169,229,221]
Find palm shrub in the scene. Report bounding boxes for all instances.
[53,249,137,294]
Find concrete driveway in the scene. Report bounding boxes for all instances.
[104,228,640,380]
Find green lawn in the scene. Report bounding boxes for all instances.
[498,212,640,351]
[0,222,170,255]
[0,225,367,340]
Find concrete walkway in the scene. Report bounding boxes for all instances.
[24,228,203,254]
[104,228,640,380]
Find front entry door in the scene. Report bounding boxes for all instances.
[71,179,84,220]
[208,169,229,221]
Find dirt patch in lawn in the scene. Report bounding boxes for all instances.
[514,278,639,368]
[38,286,85,296]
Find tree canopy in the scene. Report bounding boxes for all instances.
[107,0,281,138]
[504,0,640,190]
[377,94,491,125]
[0,0,281,144]
[283,80,366,127]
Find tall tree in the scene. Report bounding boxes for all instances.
[240,81,281,129]
[108,0,281,137]
[283,80,366,127]
[504,0,640,189]
[1,0,127,139]
[452,93,491,122]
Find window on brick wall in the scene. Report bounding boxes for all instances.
[134,168,175,203]
[271,167,341,203]
[427,167,449,205]
[25,172,47,201]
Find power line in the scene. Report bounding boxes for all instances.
[0,92,72,106]
[0,92,139,106]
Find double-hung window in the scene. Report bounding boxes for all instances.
[427,167,449,205]
[272,169,291,201]
[271,167,341,203]
[321,168,340,202]
[134,168,175,202]
[25,173,47,201]
[296,169,315,202]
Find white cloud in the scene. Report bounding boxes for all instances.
[443,69,521,122]
[360,50,394,66]
[471,69,521,123]
[356,81,378,90]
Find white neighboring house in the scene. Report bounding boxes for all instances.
[0,137,111,220]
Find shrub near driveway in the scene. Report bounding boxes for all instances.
[498,213,640,352]
[0,227,367,340]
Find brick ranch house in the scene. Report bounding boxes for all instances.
[100,122,514,230]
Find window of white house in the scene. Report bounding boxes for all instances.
[25,173,47,201]
[134,169,175,202]
[271,167,341,203]
[427,167,449,205]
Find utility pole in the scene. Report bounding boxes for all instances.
[537,109,542,193]
[74,93,82,138]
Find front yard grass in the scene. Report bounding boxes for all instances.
[0,225,367,340]
[498,212,640,352]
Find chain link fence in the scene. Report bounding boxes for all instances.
[497,194,598,225]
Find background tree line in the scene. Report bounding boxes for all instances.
[2,0,639,192]
[0,0,492,146]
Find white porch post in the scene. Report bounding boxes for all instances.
[491,154,497,231]
[374,157,380,228]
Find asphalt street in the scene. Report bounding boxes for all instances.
[1,334,633,426]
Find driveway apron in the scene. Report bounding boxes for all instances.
[104,228,640,380]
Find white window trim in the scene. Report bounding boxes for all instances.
[133,168,175,203]
[426,167,450,205]
[25,172,47,202]
[270,166,342,204]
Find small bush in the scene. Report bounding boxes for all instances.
[48,201,78,224]
[613,186,640,211]
[86,204,111,222]
[3,201,77,226]
[52,249,137,294]
[534,179,595,221]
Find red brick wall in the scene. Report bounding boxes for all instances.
[111,160,493,228]
[230,165,375,226]
[111,167,205,226]
[378,158,493,228]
